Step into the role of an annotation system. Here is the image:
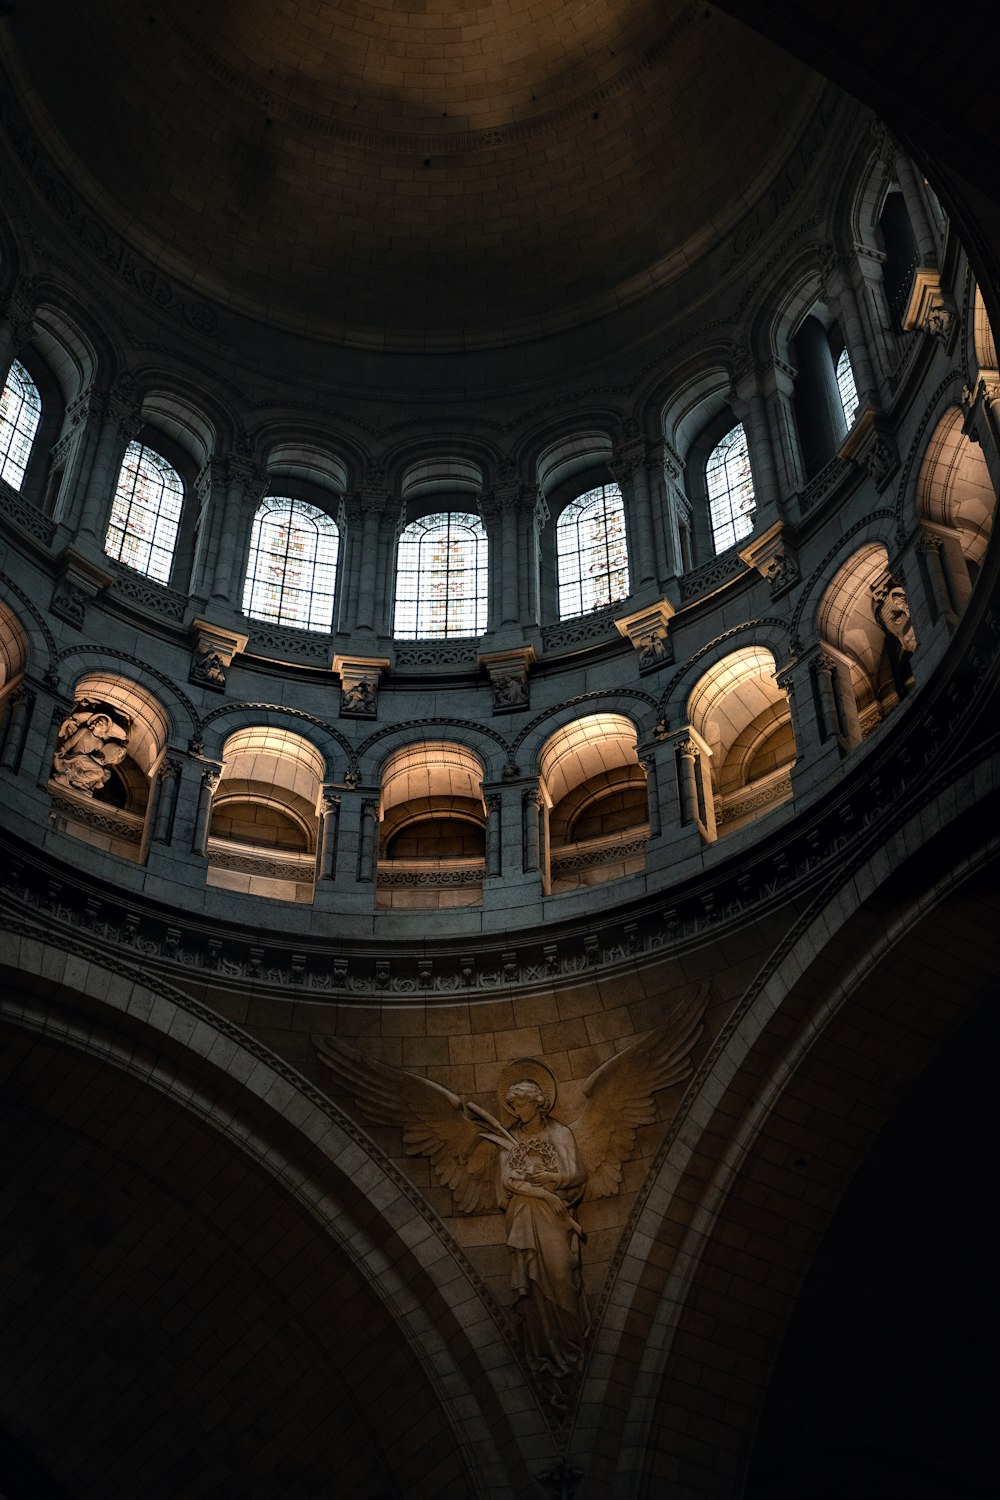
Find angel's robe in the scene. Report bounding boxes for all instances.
[499,1117,589,1383]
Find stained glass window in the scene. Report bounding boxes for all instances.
[243,495,339,631]
[104,441,184,584]
[393,512,488,639]
[836,347,860,431]
[0,360,42,491]
[707,424,755,555]
[556,483,630,620]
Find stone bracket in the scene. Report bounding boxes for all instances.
[332,653,391,718]
[50,548,114,631]
[739,520,800,598]
[839,405,899,493]
[479,645,536,713]
[615,599,675,673]
[189,618,249,693]
[902,267,958,349]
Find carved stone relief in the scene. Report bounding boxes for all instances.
[51,698,131,797]
[316,984,706,1409]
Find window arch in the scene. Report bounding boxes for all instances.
[706,424,755,554]
[555,482,630,619]
[0,360,42,491]
[393,511,488,639]
[243,495,340,631]
[104,441,184,584]
[835,347,859,429]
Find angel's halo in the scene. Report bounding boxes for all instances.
[497,1057,559,1116]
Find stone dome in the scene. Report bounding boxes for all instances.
[6,0,821,348]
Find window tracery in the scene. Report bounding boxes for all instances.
[0,359,42,491]
[393,511,488,639]
[706,424,755,555]
[104,441,184,584]
[243,495,340,631]
[555,483,629,619]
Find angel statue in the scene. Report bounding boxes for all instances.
[315,985,706,1406]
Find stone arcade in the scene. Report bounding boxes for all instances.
[0,4,998,1498]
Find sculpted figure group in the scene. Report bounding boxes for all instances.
[51,698,131,797]
[317,986,705,1407]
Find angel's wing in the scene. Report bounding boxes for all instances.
[569,983,708,1200]
[314,1038,500,1213]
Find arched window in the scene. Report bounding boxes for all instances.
[243,495,340,631]
[0,360,42,491]
[104,441,184,584]
[706,424,755,555]
[835,347,860,430]
[555,482,630,619]
[393,511,488,639]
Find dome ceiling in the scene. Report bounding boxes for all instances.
[7,1,820,350]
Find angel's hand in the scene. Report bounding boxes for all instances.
[529,1170,561,1187]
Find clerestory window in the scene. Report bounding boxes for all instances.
[0,360,42,492]
[835,347,860,430]
[707,424,755,555]
[555,482,630,619]
[393,511,488,639]
[104,441,184,584]
[242,495,340,631]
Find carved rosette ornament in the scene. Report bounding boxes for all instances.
[315,984,706,1408]
[51,698,131,797]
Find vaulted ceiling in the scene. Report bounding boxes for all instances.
[6,1,820,349]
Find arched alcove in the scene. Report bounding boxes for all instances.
[540,712,648,891]
[687,647,795,834]
[207,726,325,903]
[376,741,486,909]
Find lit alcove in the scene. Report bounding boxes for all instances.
[917,407,996,597]
[687,648,796,836]
[47,673,169,862]
[817,542,898,735]
[540,713,649,892]
[206,727,324,903]
[376,742,486,910]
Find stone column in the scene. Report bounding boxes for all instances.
[76,381,142,546]
[0,684,33,773]
[0,279,35,391]
[523,787,543,874]
[731,363,782,521]
[152,757,182,844]
[189,459,227,603]
[655,443,691,577]
[210,450,266,611]
[759,358,806,500]
[917,522,971,627]
[317,789,341,880]
[356,795,380,882]
[191,765,222,855]
[485,793,501,877]
[852,244,900,380]
[894,152,939,269]
[355,497,385,634]
[775,652,840,795]
[611,423,658,591]
[825,258,879,408]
